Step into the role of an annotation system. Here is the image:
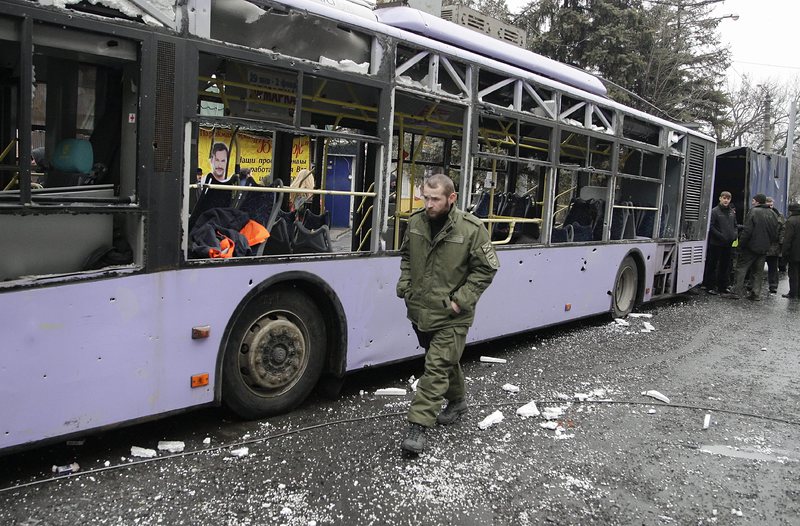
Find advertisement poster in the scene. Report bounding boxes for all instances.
[198,128,310,185]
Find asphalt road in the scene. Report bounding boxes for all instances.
[2,278,800,525]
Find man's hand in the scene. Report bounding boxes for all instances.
[451,300,461,314]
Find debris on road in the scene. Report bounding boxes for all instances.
[540,421,559,430]
[542,406,565,420]
[641,321,656,333]
[647,408,656,414]
[157,441,185,453]
[228,447,249,458]
[628,313,653,318]
[614,318,630,327]
[703,414,711,429]
[130,446,157,458]
[409,377,419,392]
[501,383,520,393]
[51,462,80,475]
[516,401,540,418]
[478,410,504,429]
[761,347,767,352]
[641,390,670,404]
[480,356,507,364]
[731,508,743,517]
[203,437,212,445]
[374,388,406,396]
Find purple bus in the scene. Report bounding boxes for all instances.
[0,0,715,452]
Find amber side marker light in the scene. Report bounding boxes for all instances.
[191,373,209,388]
[564,303,571,312]
[192,325,210,339]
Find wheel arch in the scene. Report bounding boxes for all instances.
[214,270,348,403]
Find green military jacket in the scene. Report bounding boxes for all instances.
[396,205,499,332]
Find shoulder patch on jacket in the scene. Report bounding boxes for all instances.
[481,241,500,269]
[463,213,485,228]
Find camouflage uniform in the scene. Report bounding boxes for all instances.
[397,204,498,427]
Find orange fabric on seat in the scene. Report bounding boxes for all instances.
[240,219,270,246]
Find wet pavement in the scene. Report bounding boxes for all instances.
[2,277,800,525]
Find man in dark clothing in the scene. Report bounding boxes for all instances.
[765,196,786,293]
[703,191,738,295]
[730,193,780,301]
[781,202,800,299]
[397,173,499,454]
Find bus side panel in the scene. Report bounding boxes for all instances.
[0,243,657,450]
[469,243,658,343]
[675,240,706,293]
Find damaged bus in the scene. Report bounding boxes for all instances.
[0,0,714,451]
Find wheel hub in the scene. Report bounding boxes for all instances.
[240,317,307,391]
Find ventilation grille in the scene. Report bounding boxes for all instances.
[683,142,705,222]
[440,5,526,47]
[679,245,704,265]
[155,40,175,173]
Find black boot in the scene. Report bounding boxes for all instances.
[401,423,428,454]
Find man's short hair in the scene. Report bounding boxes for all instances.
[720,191,731,198]
[210,142,229,157]
[753,193,767,204]
[766,196,774,203]
[424,173,456,196]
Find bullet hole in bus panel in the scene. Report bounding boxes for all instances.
[249,279,253,286]
[106,40,119,48]
[110,297,116,302]
[519,260,523,265]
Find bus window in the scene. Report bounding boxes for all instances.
[197,54,296,126]
[519,121,551,163]
[396,44,469,99]
[611,177,660,240]
[623,115,661,146]
[300,73,380,138]
[0,20,142,282]
[551,169,608,243]
[560,131,589,168]
[389,91,466,250]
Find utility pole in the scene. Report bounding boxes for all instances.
[788,101,796,201]
[764,91,774,153]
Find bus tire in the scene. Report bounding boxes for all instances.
[222,287,326,419]
[611,256,638,318]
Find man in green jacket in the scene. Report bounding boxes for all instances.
[396,173,499,454]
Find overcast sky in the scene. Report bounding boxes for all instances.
[503,0,800,85]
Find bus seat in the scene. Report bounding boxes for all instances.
[45,139,94,187]
[292,222,332,253]
[238,179,283,230]
[302,209,330,230]
[471,191,490,218]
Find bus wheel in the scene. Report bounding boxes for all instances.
[222,288,326,419]
[612,256,638,318]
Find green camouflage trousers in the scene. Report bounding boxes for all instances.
[407,326,468,427]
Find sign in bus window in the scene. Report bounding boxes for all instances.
[197,55,297,126]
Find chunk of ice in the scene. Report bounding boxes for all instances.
[157,441,185,453]
[542,407,564,420]
[229,447,249,457]
[502,383,520,393]
[203,437,212,445]
[641,390,670,404]
[375,388,406,396]
[130,446,157,458]
[643,321,656,332]
[540,421,559,430]
[480,356,507,364]
[478,410,504,430]
[703,414,711,429]
[516,401,540,418]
